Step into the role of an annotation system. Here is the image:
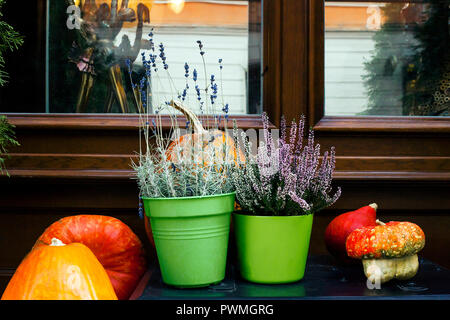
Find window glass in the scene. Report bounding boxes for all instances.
[325,1,449,117]
[47,0,262,114]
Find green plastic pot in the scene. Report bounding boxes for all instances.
[143,192,235,288]
[233,212,314,284]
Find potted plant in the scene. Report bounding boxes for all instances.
[230,113,342,284]
[130,35,241,288]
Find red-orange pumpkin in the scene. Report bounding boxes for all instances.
[324,203,378,263]
[2,238,118,300]
[346,220,426,284]
[34,215,147,300]
[346,221,425,259]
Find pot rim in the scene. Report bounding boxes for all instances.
[142,191,236,202]
[233,211,314,218]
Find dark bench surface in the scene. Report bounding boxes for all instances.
[135,255,450,300]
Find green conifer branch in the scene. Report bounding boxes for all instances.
[0,0,21,174]
[0,115,19,176]
[0,0,24,86]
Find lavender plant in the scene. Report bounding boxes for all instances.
[231,113,341,216]
[132,133,235,198]
[129,31,236,199]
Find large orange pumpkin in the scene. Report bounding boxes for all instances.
[1,238,118,300]
[166,100,244,166]
[34,215,147,300]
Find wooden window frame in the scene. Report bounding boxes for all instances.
[261,0,450,210]
[308,0,450,178]
[310,0,449,210]
[0,0,276,212]
[1,0,273,178]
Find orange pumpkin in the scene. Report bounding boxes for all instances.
[1,238,118,300]
[34,215,147,300]
[346,220,425,284]
[346,220,425,260]
[166,100,244,166]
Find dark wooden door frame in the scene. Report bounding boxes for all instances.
[309,0,449,178]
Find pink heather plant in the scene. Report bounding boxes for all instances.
[231,113,341,216]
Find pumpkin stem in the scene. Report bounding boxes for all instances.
[369,203,378,211]
[376,219,386,226]
[50,238,66,246]
[169,100,206,134]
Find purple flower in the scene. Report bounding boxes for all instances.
[222,103,229,114]
[126,59,132,73]
[159,43,168,70]
[181,83,189,101]
[210,75,218,105]
[139,77,147,109]
[148,29,155,51]
[139,77,146,90]
[195,85,201,101]
[193,69,198,82]
[184,62,189,78]
[138,204,144,219]
[231,112,341,216]
[197,40,205,56]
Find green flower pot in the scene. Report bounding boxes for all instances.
[143,192,235,288]
[233,212,314,284]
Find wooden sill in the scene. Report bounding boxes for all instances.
[314,116,450,133]
[3,169,449,182]
[3,113,273,130]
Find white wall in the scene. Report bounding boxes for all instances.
[325,31,374,116]
[119,26,249,115]
[325,30,419,116]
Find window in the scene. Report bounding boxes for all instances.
[325,1,449,117]
[1,0,263,115]
[305,0,449,197]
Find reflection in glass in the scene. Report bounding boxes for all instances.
[48,0,262,114]
[325,1,449,116]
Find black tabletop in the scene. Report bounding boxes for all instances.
[137,255,450,300]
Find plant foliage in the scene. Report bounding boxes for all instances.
[363,0,449,116]
[0,115,19,175]
[231,114,341,216]
[0,0,24,86]
[130,32,235,199]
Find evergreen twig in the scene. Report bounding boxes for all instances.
[0,0,24,86]
[0,115,20,176]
